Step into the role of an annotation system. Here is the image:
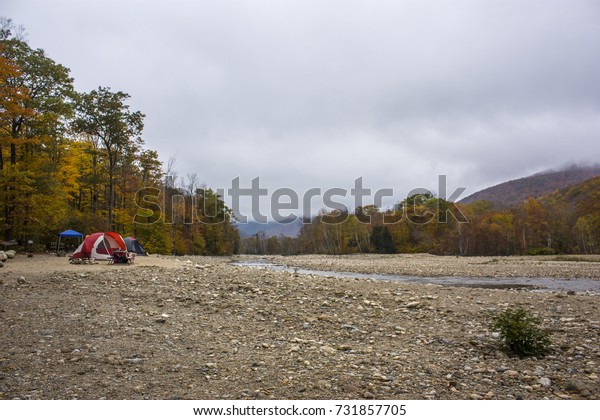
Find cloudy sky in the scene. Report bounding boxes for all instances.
[4,0,600,219]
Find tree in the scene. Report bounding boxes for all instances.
[370,225,395,253]
[73,87,144,229]
[1,34,74,240]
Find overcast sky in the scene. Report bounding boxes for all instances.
[4,0,600,218]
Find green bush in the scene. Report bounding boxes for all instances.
[525,247,556,256]
[490,308,551,357]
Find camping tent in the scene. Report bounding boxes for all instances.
[124,237,147,255]
[71,232,126,260]
[57,230,84,253]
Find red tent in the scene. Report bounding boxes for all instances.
[71,232,126,260]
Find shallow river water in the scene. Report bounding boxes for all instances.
[232,260,600,293]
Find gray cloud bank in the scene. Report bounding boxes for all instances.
[5,0,600,216]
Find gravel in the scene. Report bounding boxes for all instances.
[0,255,599,400]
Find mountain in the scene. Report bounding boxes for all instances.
[460,165,600,208]
[236,218,303,238]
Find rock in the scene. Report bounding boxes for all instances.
[125,357,145,365]
[564,379,587,394]
[0,260,3,268]
[341,384,359,394]
[17,276,27,284]
[503,370,519,377]
[320,346,337,355]
[5,250,16,259]
[533,368,544,376]
[538,377,552,388]
[0,251,7,262]
[405,301,421,309]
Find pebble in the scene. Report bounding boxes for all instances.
[320,346,337,355]
[533,368,544,376]
[503,370,519,377]
[538,378,552,388]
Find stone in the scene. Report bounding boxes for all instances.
[405,301,421,309]
[538,377,552,388]
[0,251,7,262]
[503,370,519,377]
[17,276,26,284]
[564,380,587,394]
[320,346,337,355]
[5,250,16,259]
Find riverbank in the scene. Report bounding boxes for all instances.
[269,254,600,279]
[1,254,599,399]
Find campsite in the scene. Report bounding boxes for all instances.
[1,2,600,408]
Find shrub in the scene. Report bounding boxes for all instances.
[525,247,556,256]
[490,308,551,357]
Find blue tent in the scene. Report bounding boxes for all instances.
[57,230,84,254]
[59,230,84,237]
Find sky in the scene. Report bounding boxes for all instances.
[4,0,600,220]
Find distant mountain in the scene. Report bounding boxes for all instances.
[236,218,303,238]
[460,165,600,208]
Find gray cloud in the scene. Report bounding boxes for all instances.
[5,0,600,216]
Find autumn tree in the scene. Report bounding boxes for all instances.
[1,30,74,240]
[73,87,144,230]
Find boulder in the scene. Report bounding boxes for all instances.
[0,251,7,262]
[5,250,16,259]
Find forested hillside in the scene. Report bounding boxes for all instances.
[460,165,600,208]
[0,19,239,255]
[251,176,600,256]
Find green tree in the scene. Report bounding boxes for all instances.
[370,225,395,253]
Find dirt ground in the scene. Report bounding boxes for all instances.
[1,254,599,400]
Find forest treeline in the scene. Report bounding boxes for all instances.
[0,19,239,255]
[241,175,600,256]
[3,19,598,257]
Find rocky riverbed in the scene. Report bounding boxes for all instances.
[1,254,599,399]
[270,254,600,279]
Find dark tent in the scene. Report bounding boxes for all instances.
[124,237,147,255]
